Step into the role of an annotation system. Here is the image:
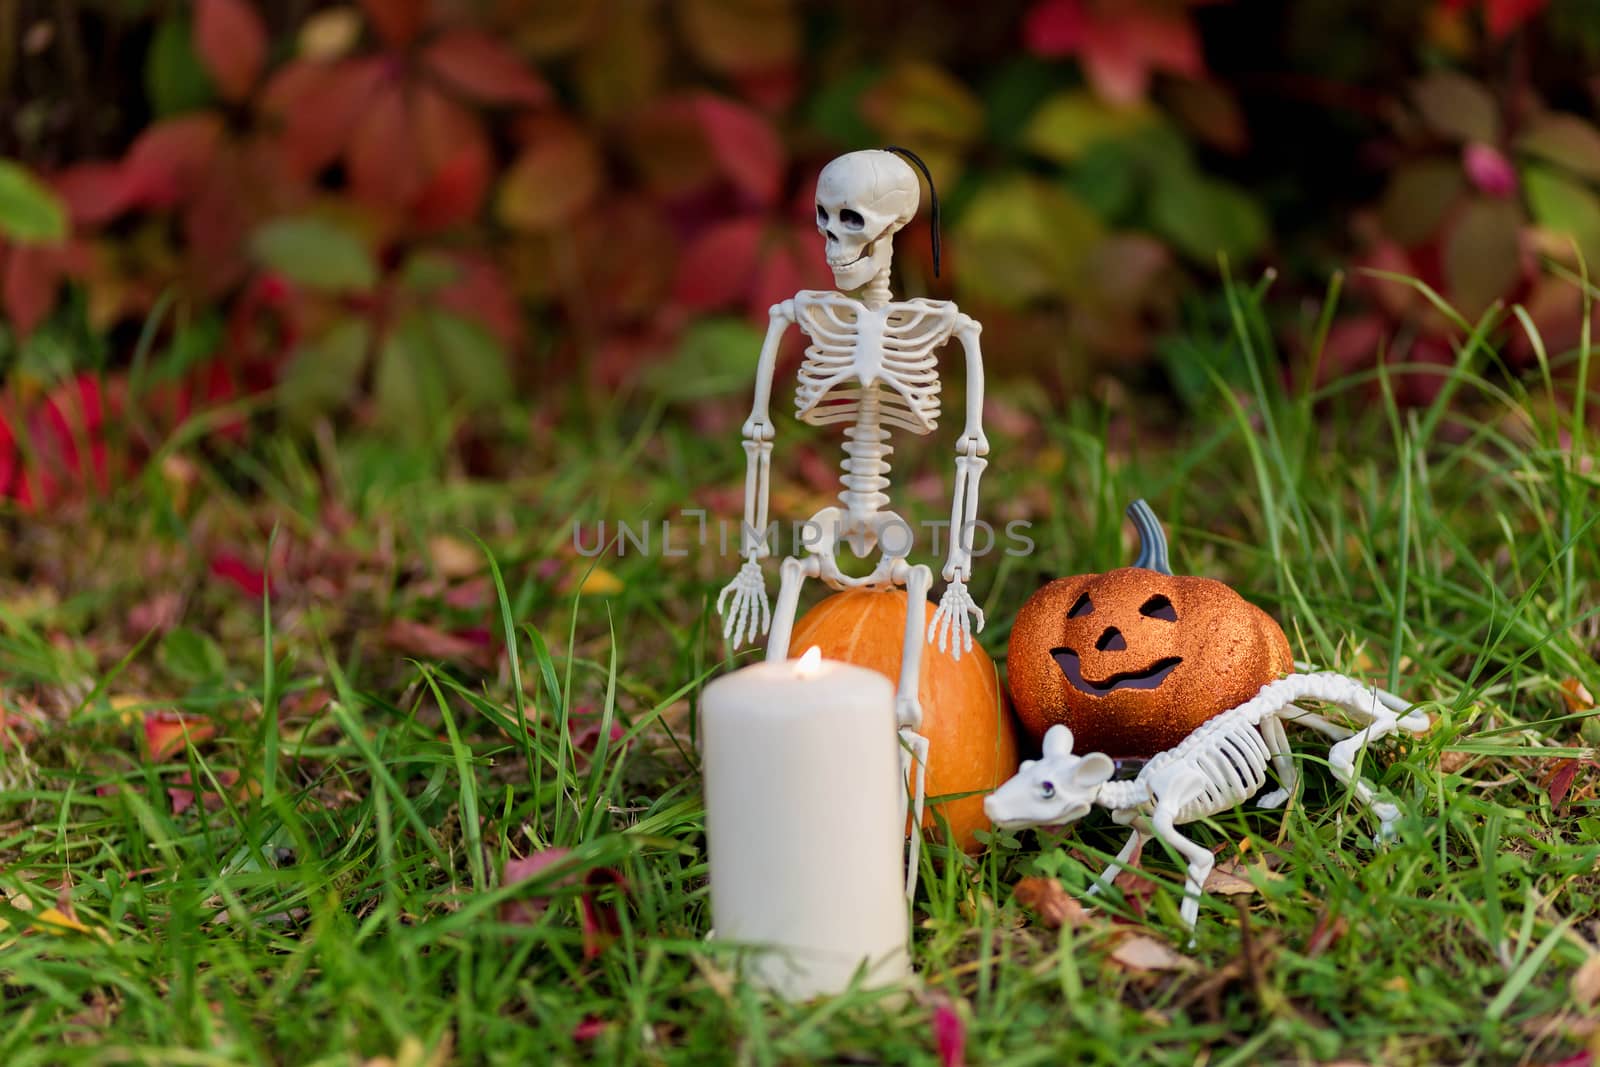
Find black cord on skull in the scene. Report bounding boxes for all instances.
[882,145,940,278]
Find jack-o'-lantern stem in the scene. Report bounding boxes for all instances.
[1127,499,1172,575]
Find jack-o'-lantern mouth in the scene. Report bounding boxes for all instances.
[1050,649,1183,695]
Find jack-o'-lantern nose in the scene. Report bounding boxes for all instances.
[1096,627,1127,652]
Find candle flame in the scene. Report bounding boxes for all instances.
[796,646,823,677]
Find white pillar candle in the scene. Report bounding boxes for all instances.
[701,647,911,1000]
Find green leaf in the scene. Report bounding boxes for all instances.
[1524,165,1600,266]
[1443,198,1523,318]
[649,318,764,400]
[1149,168,1267,264]
[954,174,1103,306]
[160,627,227,682]
[422,310,511,409]
[1517,113,1600,182]
[250,218,378,292]
[1379,159,1465,246]
[398,251,462,293]
[375,314,450,445]
[1411,71,1498,144]
[0,161,67,244]
[1064,142,1143,222]
[145,17,216,117]
[278,320,370,422]
[1023,91,1155,164]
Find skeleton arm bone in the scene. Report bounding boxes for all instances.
[928,313,989,658]
[717,302,794,648]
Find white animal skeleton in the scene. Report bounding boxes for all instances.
[984,672,1431,933]
[715,149,989,896]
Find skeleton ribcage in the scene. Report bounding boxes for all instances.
[792,292,954,435]
[1173,717,1272,822]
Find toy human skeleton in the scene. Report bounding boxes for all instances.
[985,672,1431,933]
[714,149,988,891]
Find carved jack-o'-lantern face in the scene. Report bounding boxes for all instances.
[1007,502,1293,758]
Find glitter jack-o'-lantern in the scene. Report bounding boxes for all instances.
[1007,501,1293,758]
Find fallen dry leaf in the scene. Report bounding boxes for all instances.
[1573,952,1600,1009]
[1013,876,1094,930]
[142,711,216,760]
[930,996,966,1067]
[1561,678,1595,714]
[1109,935,1195,973]
[428,534,482,580]
[1204,863,1259,897]
[576,566,624,596]
[385,618,493,667]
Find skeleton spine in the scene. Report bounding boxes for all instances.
[839,387,892,521]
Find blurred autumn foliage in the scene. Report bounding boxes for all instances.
[2,0,1600,505]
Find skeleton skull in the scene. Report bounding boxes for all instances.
[815,150,920,291]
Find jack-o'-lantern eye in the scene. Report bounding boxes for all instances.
[1140,594,1178,621]
[1068,594,1093,618]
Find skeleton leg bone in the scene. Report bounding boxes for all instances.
[765,555,819,662]
[1149,771,1215,936]
[1087,829,1147,897]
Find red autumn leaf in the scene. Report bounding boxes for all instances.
[143,713,217,760]
[422,29,549,107]
[436,252,522,348]
[500,850,627,958]
[5,372,115,510]
[168,769,243,815]
[411,145,490,231]
[750,225,825,318]
[576,866,626,958]
[1465,0,1548,39]
[210,552,269,598]
[123,115,225,208]
[931,999,966,1067]
[672,217,765,311]
[1024,0,1203,106]
[52,163,137,226]
[194,0,268,102]
[347,84,424,211]
[412,85,492,227]
[693,94,784,206]
[385,617,492,666]
[262,59,387,179]
[359,0,430,48]
[3,243,78,338]
[566,704,625,765]
[571,1016,609,1041]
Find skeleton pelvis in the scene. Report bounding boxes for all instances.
[796,507,914,589]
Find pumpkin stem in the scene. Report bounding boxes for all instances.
[1127,499,1173,575]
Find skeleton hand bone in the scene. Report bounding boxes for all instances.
[716,559,770,649]
[927,578,984,660]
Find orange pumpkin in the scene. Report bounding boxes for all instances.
[790,588,1020,851]
[1008,501,1293,758]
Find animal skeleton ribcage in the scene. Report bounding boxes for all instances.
[792,292,954,435]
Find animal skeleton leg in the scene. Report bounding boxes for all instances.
[765,555,819,662]
[1256,714,1296,809]
[1087,829,1147,897]
[1150,772,1215,934]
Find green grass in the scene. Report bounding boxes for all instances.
[2,273,1599,1064]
